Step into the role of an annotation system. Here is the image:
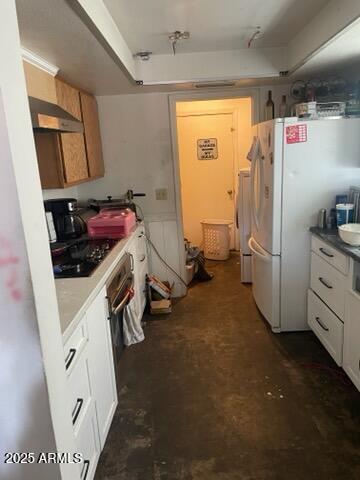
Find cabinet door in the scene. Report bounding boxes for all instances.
[55,78,82,120]
[34,133,65,188]
[80,92,105,178]
[86,287,117,449]
[60,133,89,184]
[344,292,360,391]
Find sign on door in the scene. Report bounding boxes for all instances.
[197,138,218,160]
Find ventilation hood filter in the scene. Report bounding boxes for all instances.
[29,97,84,133]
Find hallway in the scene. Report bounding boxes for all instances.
[95,254,360,480]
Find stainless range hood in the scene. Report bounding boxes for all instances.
[29,96,84,133]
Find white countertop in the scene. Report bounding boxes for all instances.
[56,225,141,343]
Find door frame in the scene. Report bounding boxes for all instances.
[169,88,259,293]
[176,109,238,249]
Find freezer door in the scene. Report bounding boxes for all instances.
[237,169,251,254]
[248,236,280,331]
[250,120,283,255]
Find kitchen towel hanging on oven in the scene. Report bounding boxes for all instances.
[123,299,145,346]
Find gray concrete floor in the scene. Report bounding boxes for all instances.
[95,253,360,480]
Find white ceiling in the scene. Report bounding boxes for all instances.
[15,0,134,95]
[104,0,329,54]
[15,0,360,95]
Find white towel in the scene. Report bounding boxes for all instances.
[247,136,260,162]
[123,299,145,346]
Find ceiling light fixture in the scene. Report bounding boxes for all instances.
[134,51,152,61]
[247,26,262,48]
[194,81,236,88]
[168,31,190,55]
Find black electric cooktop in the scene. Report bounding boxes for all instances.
[52,237,118,278]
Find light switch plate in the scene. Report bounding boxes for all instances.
[155,188,168,200]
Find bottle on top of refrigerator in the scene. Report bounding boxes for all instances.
[265,90,274,121]
[279,95,288,118]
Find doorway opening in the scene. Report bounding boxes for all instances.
[174,97,253,277]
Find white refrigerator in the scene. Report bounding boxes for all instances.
[248,117,360,332]
[237,168,252,283]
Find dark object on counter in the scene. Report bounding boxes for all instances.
[52,238,118,278]
[317,208,327,229]
[88,190,146,220]
[44,198,87,241]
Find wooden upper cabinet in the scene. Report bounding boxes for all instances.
[34,132,89,188]
[24,62,105,188]
[55,78,82,120]
[80,92,105,178]
[23,61,57,104]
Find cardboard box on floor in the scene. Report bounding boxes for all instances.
[147,275,173,315]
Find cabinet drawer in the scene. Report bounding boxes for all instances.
[76,400,100,480]
[67,356,91,432]
[64,317,88,375]
[310,252,346,319]
[311,236,349,275]
[308,289,344,366]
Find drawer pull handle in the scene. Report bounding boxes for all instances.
[140,255,146,263]
[315,316,329,332]
[81,459,90,480]
[318,277,333,289]
[72,398,84,425]
[65,348,76,370]
[319,247,334,258]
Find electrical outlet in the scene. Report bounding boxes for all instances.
[155,188,168,200]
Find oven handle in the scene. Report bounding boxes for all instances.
[112,281,134,316]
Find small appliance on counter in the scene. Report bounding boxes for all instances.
[44,198,87,241]
[88,189,146,220]
[87,208,136,239]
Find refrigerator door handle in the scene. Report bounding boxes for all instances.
[248,237,272,263]
[250,144,264,230]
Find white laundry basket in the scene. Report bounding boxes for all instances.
[201,219,233,260]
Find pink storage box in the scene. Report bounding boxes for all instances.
[87,208,136,239]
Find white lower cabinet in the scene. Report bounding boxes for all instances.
[309,235,360,392]
[307,289,344,366]
[86,286,117,449]
[75,400,100,480]
[64,287,117,479]
[344,292,360,390]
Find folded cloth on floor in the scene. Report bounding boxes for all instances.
[247,136,260,162]
[123,299,145,346]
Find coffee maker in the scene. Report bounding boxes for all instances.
[44,198,87,241]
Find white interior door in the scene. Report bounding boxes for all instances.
[177,113,236,248]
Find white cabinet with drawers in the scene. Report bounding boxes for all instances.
[309,234,360,390]
[63,287,117,480]
[308,235,346,366]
